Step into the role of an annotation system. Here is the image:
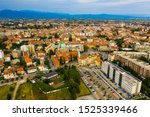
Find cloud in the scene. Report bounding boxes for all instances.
[77,0,98,3]
[0,0,150,15]
[100,0,150,6]
[76,0,150,6]
[16,0,66,2]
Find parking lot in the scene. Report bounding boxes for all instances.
[78,67,121,100]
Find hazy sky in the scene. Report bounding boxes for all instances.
[0,0,150,15]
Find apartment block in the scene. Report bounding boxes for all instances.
[101,61,142,95]
[114,52,150,79]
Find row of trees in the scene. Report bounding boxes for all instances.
[0,37,7,50]
[139,56,150,64]
[57,65,81,99]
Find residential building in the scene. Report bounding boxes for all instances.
[12,49,20,58]
[38,64,48,72]
[114,51,150,78]
[27,66,37,74]
[4,54,11,62]
[101,61,142,95]
[0,50,4,59]
[4,67,18,79]
[78,54,102,67]
[43,71,58,80]
[24,57,33,66]
[17,67,25,75]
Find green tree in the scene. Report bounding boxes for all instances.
[48,49,54,57]
[36,59,40,65]
[42,44,47,50]
[7,93,12,100]
[68,85,77,100]
[69,35,73,42]
[0,40,6,49]
[115,38,124,49]
[19,57,26,67]
[54,33,59,38]
[36,71,44,79]
[44,58,50,69]
[83,45,88,52]
[59,57,65,65]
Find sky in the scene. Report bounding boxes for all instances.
[0,0,150,15]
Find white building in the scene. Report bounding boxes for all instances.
[27,67,37,74]
[121,74,142,95]
[21,44,35,54]
[101,61,142,95]
[0,50,4,59]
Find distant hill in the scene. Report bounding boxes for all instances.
[0,10,149,19]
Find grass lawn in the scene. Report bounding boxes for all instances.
[16,82,72,100]
[53,76,64,84]
[0,76,4,81]
[16,83,34,100]
[77,80,91,97]
[46,88,71,100]
[0,83,16,100]
[15,77,90,100]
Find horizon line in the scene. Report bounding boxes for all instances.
[0,9,150,17]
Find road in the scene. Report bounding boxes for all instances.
[94,69,129,98]
[78,67,117,100]
[92,68,125,100]
[79,66,126,100]
[12,79,26,100]
[77,94,96,100]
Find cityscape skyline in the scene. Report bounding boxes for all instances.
[0,0,150,16]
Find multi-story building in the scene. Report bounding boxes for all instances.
[78,54,102,67]
[21,44,35,55]
[12,49,20,58]
[113,52,150,78]
[134,43,150,52]
[0,50,4,59]
[101,61,142,95]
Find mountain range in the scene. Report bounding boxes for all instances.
[0,10,149,19]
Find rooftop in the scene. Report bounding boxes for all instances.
[43,71,58,78]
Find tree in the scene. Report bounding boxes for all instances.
[83,45,88,52]
[115,38,124,49]
[96,45,99,51]
[42,44,47,50]
[70,80,80,93]
[36,59,40,65]
[54,48,57,55]
[70,55,73,62]
[4,62,11,67]
[19,57,26,67]
[63,71,69,81]
[59,57,65,65]
[139,56,150,64]
[60,57,63,65]
[54,33,59,38]
[68,84,77,100]
[36,71,44,79]
[0,76,4,81]
[9,86,15,92]
[11,43,21,49]
[7,93,12,100]
[44,58,50,69]
[48,49,54,57]
[0,40,6,50]
[69,35,73,42]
